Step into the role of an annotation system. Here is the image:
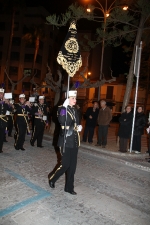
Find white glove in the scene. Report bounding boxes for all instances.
[63,98,69,108]
[146,126,150,134]
[77,125,82,132]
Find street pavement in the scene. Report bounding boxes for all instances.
[0,127,150,225]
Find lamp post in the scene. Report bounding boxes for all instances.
[86,0,128,101]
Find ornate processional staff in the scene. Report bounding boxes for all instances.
[56,20,82,152]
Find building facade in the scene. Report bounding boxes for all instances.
[0,6,59,103]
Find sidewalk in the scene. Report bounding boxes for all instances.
[44,122,150,172]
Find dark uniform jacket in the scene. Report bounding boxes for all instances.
[57,105,79,148]
[32,103,48,122]
[0,100,12,127]
[118,111,133,139]
[134,112,146,136]
[14,103,31,125]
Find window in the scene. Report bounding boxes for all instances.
[12,37,21,46]
[22,82,30,91]
[10,52,20,61]
[9,66,18,75]
[23,68,31,76]
[24,54,34,62]
[36,54,42,63]
[0,37,3,45]
[45,87,48,93]
[0,22,5,31]
[106,86,114,100]
[14,22,19,31]
[94,87,98,98]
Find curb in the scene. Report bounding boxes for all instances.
[43,134,150,172]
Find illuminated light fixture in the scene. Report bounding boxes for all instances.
[106,12,110,17]
[87,8,91,12]
[123,6,128,10]
[88,72,91,75]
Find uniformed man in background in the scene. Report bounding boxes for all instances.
[30,96,48,148]
[0,89,12,153]
[48,90,82,195]
[14,93,31,151]
[4,98,14,137]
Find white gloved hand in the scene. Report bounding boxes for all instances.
[63,98,69,108]
[77,125,82,132]
[146,126,150,134]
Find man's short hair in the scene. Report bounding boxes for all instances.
[100,100,106,104]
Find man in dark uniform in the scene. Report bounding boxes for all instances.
[4,98,14,137]
[14,94,32,151]
[0,90,12,153]
[48,90,82,195]
[30,96,48,147]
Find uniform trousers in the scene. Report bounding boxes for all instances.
[82,125,95,143]
[119,138,128,152]
[148,134,150,156]
[49,146,78,192]
[0,126,6,151]
[98,125,109,146]
[15,122,27,149]
[132,135,141,152]
[7,116,13,136]
[31,119,45,146]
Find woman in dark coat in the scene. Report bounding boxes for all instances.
[118,106,133,152]
[132,106,146,153]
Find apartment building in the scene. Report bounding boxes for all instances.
[0,6,59,102]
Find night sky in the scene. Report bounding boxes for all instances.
[25,0,130,77]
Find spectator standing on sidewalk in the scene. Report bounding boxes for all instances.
[146,120,150,162]
[82,101,99,143]
[96,100,112,148]
[132,106,146,154]
[118,105,133,153]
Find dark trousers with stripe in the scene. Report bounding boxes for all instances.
[15,122,27,149]
[31,119,45,146]
[7,116,13,136]
[0,126,6,151]
[49,147,78,192]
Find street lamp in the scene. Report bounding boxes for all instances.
[86,0,128,101]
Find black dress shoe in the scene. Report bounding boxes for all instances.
[37,145,44,148]
[65,190,77,195]
[30,140,34,146]
[15,147,19,150]
[0,150,3,153]
[3,140,8,142]
[8,135,12,137]
[49,180,55,188]
[21,148,25,151]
